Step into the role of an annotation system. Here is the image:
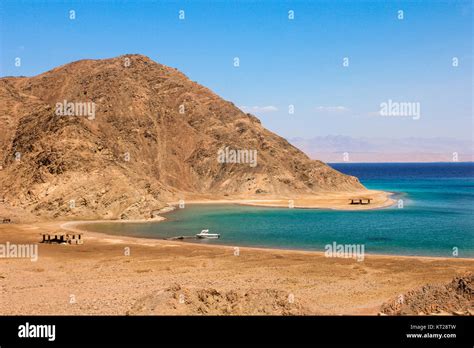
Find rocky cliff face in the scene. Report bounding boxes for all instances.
[0,54,363,220]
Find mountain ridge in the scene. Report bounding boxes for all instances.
[0,54,364,220]
[290,135,474,163]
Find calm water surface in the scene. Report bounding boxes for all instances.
[85,163,474,257]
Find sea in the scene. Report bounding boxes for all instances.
[85,163,474,258]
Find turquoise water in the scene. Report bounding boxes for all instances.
[87,163,474,258]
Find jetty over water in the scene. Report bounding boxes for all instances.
[349,198,372,205]
[165,236,196,240]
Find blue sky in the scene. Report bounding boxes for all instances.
[0,0,472,141]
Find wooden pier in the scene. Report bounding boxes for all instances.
[165,236,196,240]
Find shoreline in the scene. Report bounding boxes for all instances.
[1,218,472,315]
[2,192,472,315]
[60,214,473,262]
[177,189,397,211]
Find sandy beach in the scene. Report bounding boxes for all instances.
[0,207,472,315]
[178,189,396,210]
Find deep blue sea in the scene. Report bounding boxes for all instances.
[87,163,474,257]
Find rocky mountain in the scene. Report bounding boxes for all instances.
[0,54,363,220]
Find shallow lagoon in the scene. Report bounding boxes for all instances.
[86,163,474,258]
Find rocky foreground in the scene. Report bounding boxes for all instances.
[380,273,473,315]
[0,222,472,315]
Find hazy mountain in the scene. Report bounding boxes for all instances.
[290,135,474,163]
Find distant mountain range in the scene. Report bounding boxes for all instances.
[289,135,474,163]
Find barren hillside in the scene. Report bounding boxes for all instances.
[0,54,363,220]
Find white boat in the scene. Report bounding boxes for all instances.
[196,229,220,239]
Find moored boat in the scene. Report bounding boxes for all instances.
[196,229,220,239]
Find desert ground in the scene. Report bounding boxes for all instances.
[0,201,472,315]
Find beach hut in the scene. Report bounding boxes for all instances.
[67,233,83,245]
[40,232,83,245]
[349,198,372,205]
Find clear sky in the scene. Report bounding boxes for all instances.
[0,0,472,141]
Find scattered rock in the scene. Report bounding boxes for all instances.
[129,285,310,315]
[380,273,473,315]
